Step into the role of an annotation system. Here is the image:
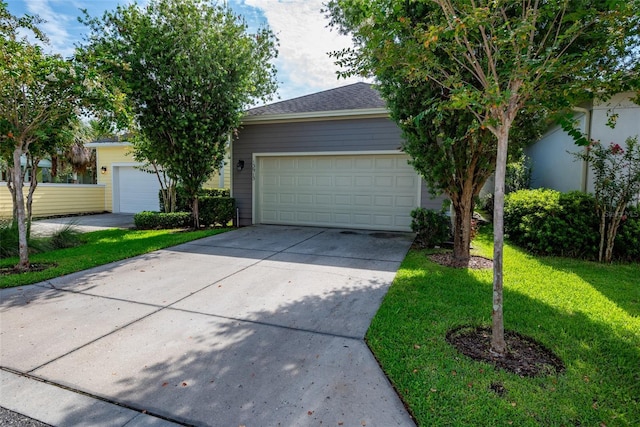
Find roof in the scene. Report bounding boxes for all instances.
[245,82,387,117]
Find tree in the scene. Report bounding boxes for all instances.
[78,0,279,227]
[327,0,640,355]
[574,137,640,263]
[327,1,544,265]
[0,3,83,270]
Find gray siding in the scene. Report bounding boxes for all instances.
[232,117,445,227]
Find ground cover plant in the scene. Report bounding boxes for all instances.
[367,227,639,426]
[0,227,228,288]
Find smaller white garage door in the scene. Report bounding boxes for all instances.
[114,166,161,213]
[256,154,420,231]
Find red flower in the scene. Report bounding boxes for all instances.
[610,143,624,154]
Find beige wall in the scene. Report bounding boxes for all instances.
[0,184,106,219]
[527,91,640,194]
[94,143,136,212]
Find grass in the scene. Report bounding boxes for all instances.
[367,227,640,426]
[1,227,229,288]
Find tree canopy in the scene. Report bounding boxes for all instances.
[78,0,279,226]
[1,1,88,270]
[327,0,640,355]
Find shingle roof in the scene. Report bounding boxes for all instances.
[246,82,386,116]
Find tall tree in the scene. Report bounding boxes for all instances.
[78,0,279,227]
[0,2,83,270]
[327,1,540,265]
[327,0,640,355]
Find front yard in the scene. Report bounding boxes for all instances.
[368,228,639,426]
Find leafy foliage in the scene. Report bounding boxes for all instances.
[134,211,192,230]
[327,0,640,355]
[0,221,47,259]
[48,223,84,250]
[573,137,640,262]
[410,208,451,249]
[198,197,235,227]
[505,189,599,259]
[78,0,278,227]
[0,2,103,269]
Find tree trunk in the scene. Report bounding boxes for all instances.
[6,175,18,221]
[12,148,30,271]
[26,155,40,238]
[192,196,200,229]
[491,127,509,356]
[598,208,606,263]
[450,186,474,265]
[604,203,625,263]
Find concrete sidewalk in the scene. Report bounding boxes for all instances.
[0,225,416,426]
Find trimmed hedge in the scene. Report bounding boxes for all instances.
[134,211,192,230]
[199,196,235,227]
[158,187,234,227]
[504,189,639,261]
[504,189,599,258]
[160,187,231,212]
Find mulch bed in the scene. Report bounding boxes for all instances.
[429,252,493,269]
[0,263,56,276]
[446,325,565,377]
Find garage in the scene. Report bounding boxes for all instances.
[113,166,161,213]
[255,153,419,231]
[233,82,445,230]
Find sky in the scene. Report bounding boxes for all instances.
[6,0,368,104]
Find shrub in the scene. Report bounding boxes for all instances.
[0,221,50,259]
[134,211,192,230]
[505,151,532,194]
[199,196,235,227]
[161,187,231,212]
[614,205,640,262]
[410,208,451,248]
[504,189,599,258]
[49,223,84,249]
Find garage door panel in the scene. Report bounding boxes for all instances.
[116,166,161,213]
[257,154,419,231]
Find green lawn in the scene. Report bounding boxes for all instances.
[367,228,639,426]
[1,228,229,288]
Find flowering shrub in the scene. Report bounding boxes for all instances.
[573,136,640,262]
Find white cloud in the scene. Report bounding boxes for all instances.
[244,0,366,101]
[23,0,75,57]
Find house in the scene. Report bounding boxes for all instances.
[231,82,444,232]
[2,83,441,224]
[527,92,640,194]
[87,140,230,214]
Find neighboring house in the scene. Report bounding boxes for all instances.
[527,92,640,194]
[87,140,230,214]
[232,82,444,232]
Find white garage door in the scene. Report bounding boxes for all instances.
[115,166,161,213]
[256,154,420,231]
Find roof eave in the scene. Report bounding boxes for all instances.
[241,107,390,124]
[85,141,133,148]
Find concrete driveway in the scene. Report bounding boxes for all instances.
[0,225,416,426]
[30,213,135,236]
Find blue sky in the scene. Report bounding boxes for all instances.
[6,0,367,103]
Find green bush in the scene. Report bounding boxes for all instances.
[504,189,599,258]
[614,205,640,262]
[410,208,451,248]
[49,224,84,249]
[0,221,50,259]
[198,196,235,227]
[161,187,231,212]
[134,211,192,230]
